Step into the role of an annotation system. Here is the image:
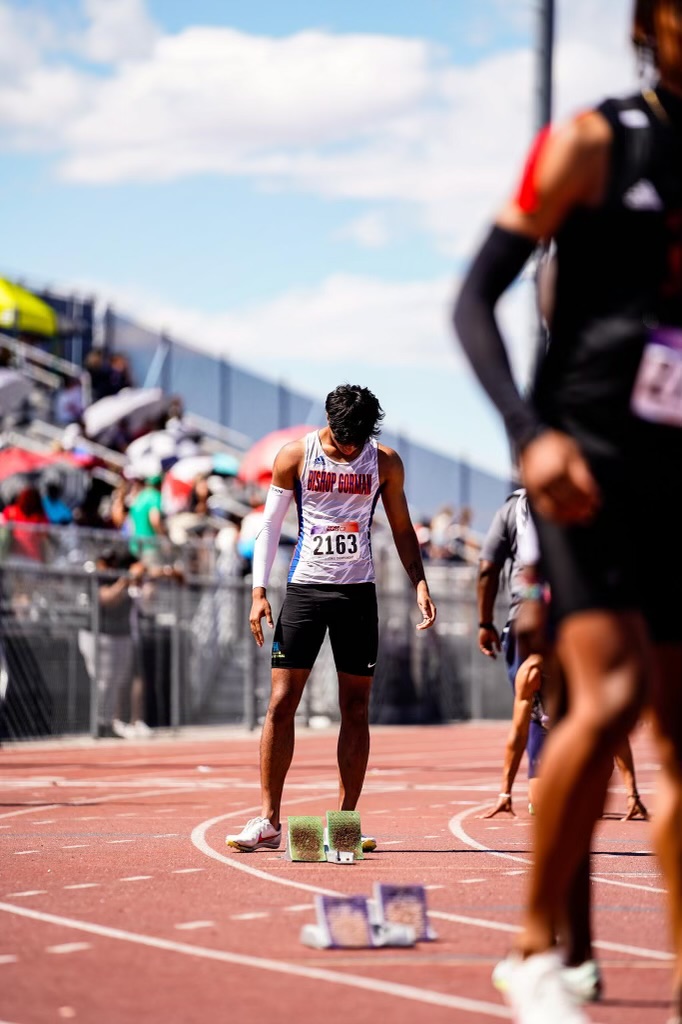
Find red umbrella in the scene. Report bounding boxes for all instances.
[0,447,91,481]
[237,425,318,485]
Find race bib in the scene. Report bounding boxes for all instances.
[631,326,682,428]
[310,522,360,560]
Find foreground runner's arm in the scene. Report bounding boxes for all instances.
[379,447,436,630]
[453,115,609,524]
[249,442,300,647]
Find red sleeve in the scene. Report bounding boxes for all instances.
[514,125,552,214]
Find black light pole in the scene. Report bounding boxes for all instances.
[528,0,556,390]
[537,0,555,131]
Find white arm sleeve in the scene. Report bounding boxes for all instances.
[251,485,294,589]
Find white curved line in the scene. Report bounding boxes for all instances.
[0,901,509,1019]
[448,803,673,962]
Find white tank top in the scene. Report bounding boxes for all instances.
[288,431,381,585]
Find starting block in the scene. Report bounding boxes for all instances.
[300,894,416,949]
[286,816,326,862]
[373,883,437,942]
[325,810,364,861]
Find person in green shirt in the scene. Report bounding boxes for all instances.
[128,472,165,562]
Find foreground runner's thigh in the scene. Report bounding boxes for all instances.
[326,583,379,676]
[272,585,327,669]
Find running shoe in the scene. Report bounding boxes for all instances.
[226,816,282,852]
[362,835,377,853]
[497,951,590,1024]
[493,954,602,1003]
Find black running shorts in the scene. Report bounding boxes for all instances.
[533,460,682,644]
[271,582,379,675]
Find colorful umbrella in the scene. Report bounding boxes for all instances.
[237,425,317,485]
[83,387,167,440]
[0,279,58,337]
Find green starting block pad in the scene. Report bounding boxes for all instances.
[286,816,326,862]
[326,810,364,861]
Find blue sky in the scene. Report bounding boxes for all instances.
[0,1,638,477]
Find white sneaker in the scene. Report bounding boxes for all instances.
[133,720,153,738]
[493,954,602,1004]
[226,816,282,852]
[112,719,135,740]
[500,951,590,1024]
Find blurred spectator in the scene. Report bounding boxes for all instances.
[41,476,73,526]
[450,506,481,565]
[107,354,133,394]
[414,517,431,560]
[78,551,146,739]
[429,504,457,561]
[128,470,165,563]
[84,349,110,403]
[188,475,211,516]
[0,486,48,562]
[53,375,84,426]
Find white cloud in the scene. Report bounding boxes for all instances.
[78,0,159,64]
[335,212,391,249]
[0,0,639,256]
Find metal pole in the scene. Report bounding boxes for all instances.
[536,0,555,131]
[89,572,100,738]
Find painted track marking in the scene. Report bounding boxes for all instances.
[0,901,510,1019]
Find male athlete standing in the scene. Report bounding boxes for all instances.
[227,384,436,853]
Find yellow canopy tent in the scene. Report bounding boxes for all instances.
[0,279,58,337]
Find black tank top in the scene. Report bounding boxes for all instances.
[533,88,682,465]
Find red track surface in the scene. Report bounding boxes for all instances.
[0,722,673,1023]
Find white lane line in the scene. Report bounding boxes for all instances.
[449,804,667,895]
[284,904,313,912]
[107,840,135,844]
[6,891,46,898]
[460,879,485,884]
[33,820,56,825]
[120,876,152,882]
[64,883,99,890]
[175,921,214,931]
[0,901,510,1019]
[62,845,89,849]
[231,912,268,921]
[172,868,204,874]
[14,850,40,856]
[153,834,180,838]
[192,807,674,966]
[0,954,18,964]
[424,885,445,891]
[46,943,92,955]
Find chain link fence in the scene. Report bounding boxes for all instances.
[0,528,512,743]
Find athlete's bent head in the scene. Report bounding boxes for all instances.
[325,384,384,448]
[633,0,682,87]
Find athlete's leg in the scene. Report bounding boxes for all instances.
[337,671,373,810]
[649,644,682,1018]
[260,667,310,829]
[614,736,649,820]
[516,609,648,955]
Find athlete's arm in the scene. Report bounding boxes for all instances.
[477,560,502,658]
[453,114,611,523]
[379,448,436,631]
[249,441,301,648]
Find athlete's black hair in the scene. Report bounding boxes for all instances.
[633,0,682,64]
[325,384,384,446]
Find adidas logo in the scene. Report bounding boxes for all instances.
[623,179,663,211]
[313,455,326,466]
